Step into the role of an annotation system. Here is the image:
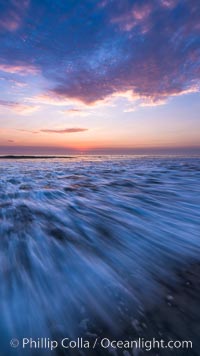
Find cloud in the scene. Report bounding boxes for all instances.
[27,94,82,107]
[0,0,199,105]
[140,99,167,107]
[61,108,91,117]
[0,99,16,107]
[40,128,88,134]
[110,2,153,32]
[0,0,29,32]
[0,64,39,75]
[161,0,179,9]
[17,129,39,134]
[14,104,39,114]
[0,99,39,114]
[49,0,200,104]
[16,128,88,134]
[67,109,83,114]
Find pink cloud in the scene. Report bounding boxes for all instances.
[0,64,39,75]
[161,0,179,9]
[13,104,39,114]
[0,18,20,32]
[133,4,152,20]
[16,128,88,134]
[17,129,39,134]
[61,108,91,117]
[0,0,29,32]
[0,100,39,114]
[41,128,88,134]
[111,3,153,32]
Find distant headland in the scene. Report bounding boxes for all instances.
[0,155,75,159]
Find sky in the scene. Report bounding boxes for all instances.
[0,0,200,154]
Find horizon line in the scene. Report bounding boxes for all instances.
[0,145,200,155]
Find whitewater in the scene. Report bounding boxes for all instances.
[0,155,199,355]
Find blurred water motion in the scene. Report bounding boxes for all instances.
[0,155,200,354]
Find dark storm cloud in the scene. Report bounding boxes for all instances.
[0,0,199,103]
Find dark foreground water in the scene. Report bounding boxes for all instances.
[0,155,200,355]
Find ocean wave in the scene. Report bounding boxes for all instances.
[0,156,200,354]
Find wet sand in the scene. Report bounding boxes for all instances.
[132,261,200,355]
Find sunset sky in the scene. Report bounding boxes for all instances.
[0,0,199,154]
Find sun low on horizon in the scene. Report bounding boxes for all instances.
[0,0,200,155]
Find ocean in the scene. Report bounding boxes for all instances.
[0,155,200,355]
